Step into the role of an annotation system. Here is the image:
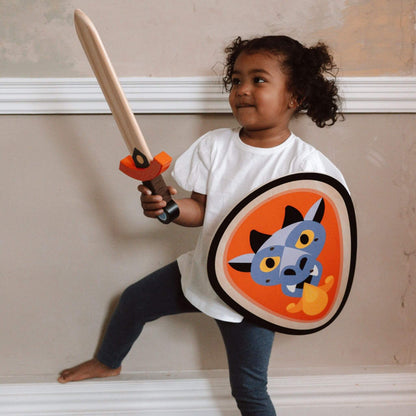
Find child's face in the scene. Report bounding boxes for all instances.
[228,51,296,138]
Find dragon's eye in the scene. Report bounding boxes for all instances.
[259,256,280,272]
[295,230,315,249]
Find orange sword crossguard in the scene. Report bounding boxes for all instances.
[74,9,179,224]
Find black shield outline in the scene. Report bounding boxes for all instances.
[207,173,357,335]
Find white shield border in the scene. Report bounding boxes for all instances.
[207,173,357,334]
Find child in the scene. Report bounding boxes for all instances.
[59,35,347,416]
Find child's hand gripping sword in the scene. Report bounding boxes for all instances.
[74,9,179,224]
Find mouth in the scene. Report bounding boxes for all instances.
[236,103,255,109]
[286,265,319,294]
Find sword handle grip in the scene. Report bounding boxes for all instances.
[143,175,180,224]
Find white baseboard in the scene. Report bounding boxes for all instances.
[0,77,415,114]
[1,370,415,415]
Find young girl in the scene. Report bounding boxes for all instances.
[59,35,347,416]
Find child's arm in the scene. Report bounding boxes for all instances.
[138,185,206,227]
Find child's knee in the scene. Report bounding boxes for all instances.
[118,282,145,311]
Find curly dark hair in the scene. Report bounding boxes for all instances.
[223,36,343,128]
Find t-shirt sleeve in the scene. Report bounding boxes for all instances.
[171,132,212,195]
[300,149,349,191]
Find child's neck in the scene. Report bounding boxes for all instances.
[239,127,291,148]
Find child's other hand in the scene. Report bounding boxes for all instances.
[138,184,177,219]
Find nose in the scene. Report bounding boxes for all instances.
[283,256,311,282]
[235,81,250,96]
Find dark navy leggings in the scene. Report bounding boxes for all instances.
[96,261,276,416]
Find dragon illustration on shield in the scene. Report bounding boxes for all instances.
[228,198,334,316]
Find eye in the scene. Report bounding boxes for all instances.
[295,230,315,249]
[254,77,265,84]
[231,77,240,86]
[259,256,280,273]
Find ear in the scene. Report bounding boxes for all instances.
[282,205,304,228]
[250,230,271,253]
[304,198,325,223]
[228,253,254,272]
[288,95,301,110]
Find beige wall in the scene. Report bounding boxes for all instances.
[0,0,415,377]
[0,0,415,77]
[1,113,415,376]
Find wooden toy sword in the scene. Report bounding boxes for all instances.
[74,9,179,224]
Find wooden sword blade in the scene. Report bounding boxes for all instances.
[74,9,152,163]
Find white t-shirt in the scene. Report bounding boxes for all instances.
[172,128,347,322]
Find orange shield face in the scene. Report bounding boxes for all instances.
[208,173,357,334]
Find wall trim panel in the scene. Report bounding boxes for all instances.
[0,77,415,114]
[1,371,415,415]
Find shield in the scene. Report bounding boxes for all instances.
[208,173,357,334]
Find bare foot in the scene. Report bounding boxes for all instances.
[58,358,121,383]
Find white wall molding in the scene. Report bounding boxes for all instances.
[338,77,416,113]
[0,77,415,114]
[1,371,416,415]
